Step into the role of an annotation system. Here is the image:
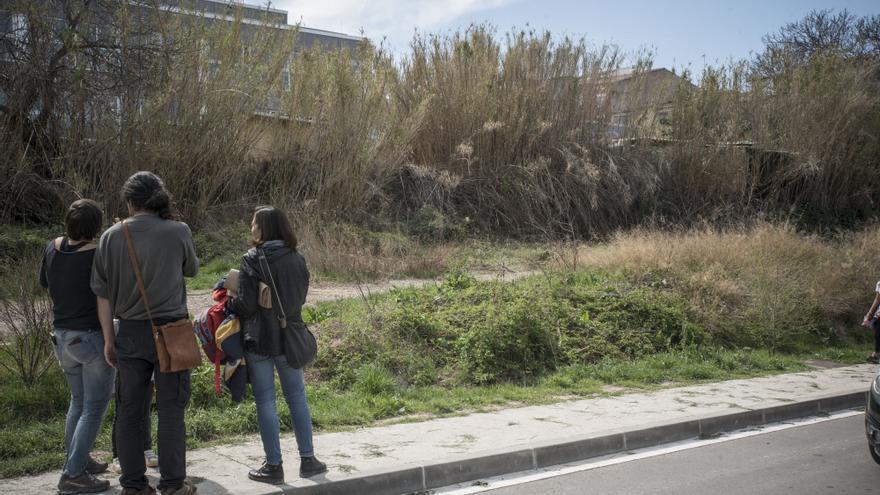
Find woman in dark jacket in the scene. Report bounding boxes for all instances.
[227,206,326,484]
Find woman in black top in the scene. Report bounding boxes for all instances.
[39,199,113,495]
[227,206,327,484]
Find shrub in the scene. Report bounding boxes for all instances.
[455,293,562,383]
[353,364,398,396]
[407,206,468,242]
[578,223,871,349]
[0,257,55,386]
[313,269,708,386]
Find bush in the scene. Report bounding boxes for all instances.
[407,206,468,242]
[578,223,873,350]
[0,225,58,265]
[353,364,398,395]
[455,293,562,383]
[0,257,55,386]
[314,269,706,386]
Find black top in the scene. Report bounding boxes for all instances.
[39,237,101,331]
[227,242,309,356]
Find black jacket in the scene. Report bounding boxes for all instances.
[227,243,309,357]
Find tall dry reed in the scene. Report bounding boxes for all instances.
[1,6,878,237]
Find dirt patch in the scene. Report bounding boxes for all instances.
[186,269,540,315]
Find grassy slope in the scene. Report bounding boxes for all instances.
[3,223,878,478]
[2,270,871,478]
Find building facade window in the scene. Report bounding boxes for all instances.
[281,66,290,92]
[11,13,27,44]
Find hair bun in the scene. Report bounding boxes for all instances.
[122,171,175,220]
[144,189,169,209]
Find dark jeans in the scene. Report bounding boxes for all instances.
[112,380,153,457]
[874,320,880,353]
[116,318,191,491]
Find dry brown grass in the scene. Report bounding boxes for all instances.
[296,218,451,282]
[572,223,880,347]
[2,6,878,237]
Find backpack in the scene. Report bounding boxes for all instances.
[193,301,227,364]
[193,287,233,394]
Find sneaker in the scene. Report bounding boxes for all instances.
[869,355,880,364]
[85,456,108,475]
[144,450,159,468]
[57,471,110,495]
[121,486,157,495]
[111,458,122,475]
[247,461,284,485]
[299,456,327,478]
[159,481,197,495]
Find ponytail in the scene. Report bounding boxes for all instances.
[121,171,175,220]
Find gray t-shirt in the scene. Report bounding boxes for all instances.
[91,213,199,320]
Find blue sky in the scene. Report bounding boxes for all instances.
[271,0,878,69]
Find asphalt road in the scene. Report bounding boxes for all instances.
[484,415,879,495]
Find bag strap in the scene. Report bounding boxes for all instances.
[54,237,97,252]
[255,247,288,328]
[121,221,156,328]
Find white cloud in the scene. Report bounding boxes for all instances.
[267,0,512,46]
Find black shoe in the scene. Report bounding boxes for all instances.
[121,487,156,495]
[869,355,880,364]
[160,481,197,495]
[248,461,284,485]
[85,456,108,475]
[58,472,110,495]
[122,485,156,495]
[299,456,327,478]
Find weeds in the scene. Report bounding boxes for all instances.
[575,223,877,349]
[0,257,55,386]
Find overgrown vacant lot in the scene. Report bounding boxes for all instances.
[0,223,874,479]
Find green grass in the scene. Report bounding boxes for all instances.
[2,248,875,479]
[0,342,868,479]
[185,255,240,291]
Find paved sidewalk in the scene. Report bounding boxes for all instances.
[2,364,874,495]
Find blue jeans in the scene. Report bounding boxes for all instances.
[246,352,315,463]
[53,328,115,477]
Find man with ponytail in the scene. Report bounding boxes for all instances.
[91,172,199,495]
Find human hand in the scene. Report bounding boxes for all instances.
[104,341,117,368]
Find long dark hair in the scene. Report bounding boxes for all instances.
[121,171,174,220]
[252,206,298,251]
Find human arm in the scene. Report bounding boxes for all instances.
[863,292,880,327]
[181,223,199,278]
[97,296,116,368]
[38,241,51,289]
[90,233,116,366]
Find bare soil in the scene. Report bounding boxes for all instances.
[187,269,539,315]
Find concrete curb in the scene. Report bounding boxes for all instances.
[284,389,868,495]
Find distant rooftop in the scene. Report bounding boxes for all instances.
[610,67,674,83]
[165,0,362,41]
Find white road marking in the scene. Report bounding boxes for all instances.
[433,409,865,494]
